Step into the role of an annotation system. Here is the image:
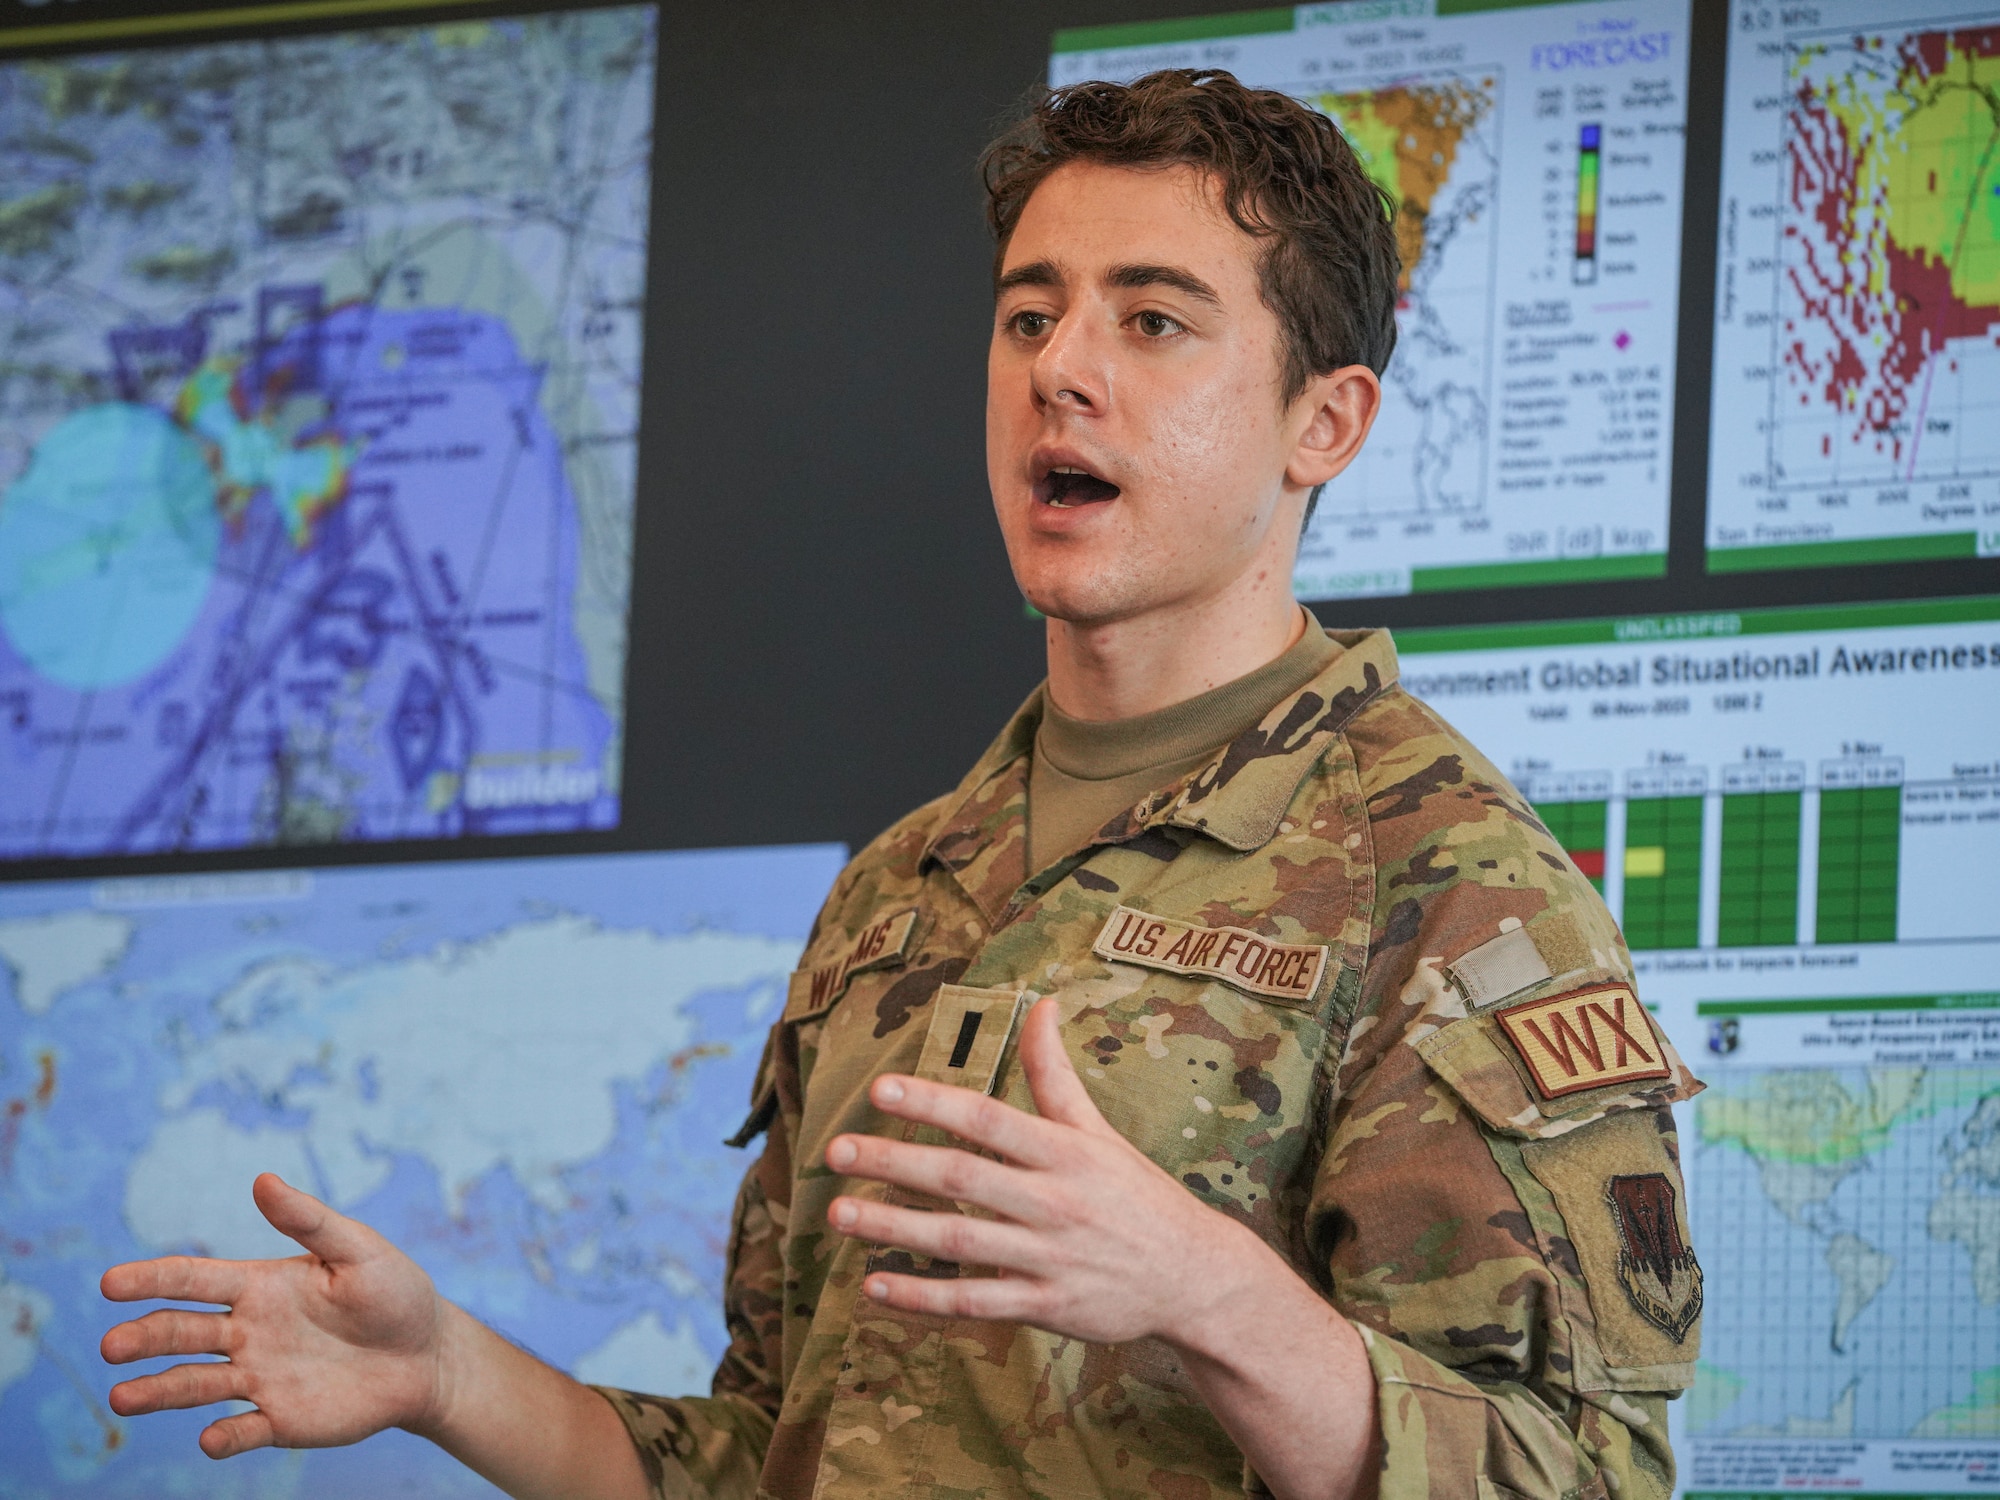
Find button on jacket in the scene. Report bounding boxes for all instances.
[598,627,1704,1500]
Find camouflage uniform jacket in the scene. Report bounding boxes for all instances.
[597,626,1705,1500]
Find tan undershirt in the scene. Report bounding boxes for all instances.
[1027,610,1344,874]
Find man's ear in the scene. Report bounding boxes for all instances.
[1285,364,1381,491]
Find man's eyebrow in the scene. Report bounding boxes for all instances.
[1106,263,1222,306]
[996,260,1063,295]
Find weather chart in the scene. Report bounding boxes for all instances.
[1706,0,2000,573]
[1055,0,1693,598]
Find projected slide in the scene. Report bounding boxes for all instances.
[1402,597,2000,1493]
[0,843,846,1495]
[1707,0,2000,573]
[0,6,656,856]
[1054,0,1690,598]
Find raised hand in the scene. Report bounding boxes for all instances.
[101,1172,447,1458]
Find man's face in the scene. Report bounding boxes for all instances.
[987,161,1317,625]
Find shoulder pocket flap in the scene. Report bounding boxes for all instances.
[1416,988,1703,1140]
[783,908,921,1023]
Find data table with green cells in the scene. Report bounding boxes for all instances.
[1622,796,1703,950]
[1536,798,1608,893]
[1816,784,1902,943]
[1718,790,1802,947]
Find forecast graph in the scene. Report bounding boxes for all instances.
[0,6,655,856]
[1707,0,2000,572]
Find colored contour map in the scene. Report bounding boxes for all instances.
[1780,24,2000,470]
[1316,81,1491,295]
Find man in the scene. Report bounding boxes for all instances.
[101,71,1703,1500]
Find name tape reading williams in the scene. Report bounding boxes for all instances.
[1092,906,1328,1003]
[790,908,918,1015]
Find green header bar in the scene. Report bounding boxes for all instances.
[1052,6,1293,53]
[1708,531,1979,575]
[1397,592,2000,655]
[1409,551,1664,595]
[1696,993,2000,1016]
[0,0,493,51]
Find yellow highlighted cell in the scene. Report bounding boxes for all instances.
[1625,845,1668,879]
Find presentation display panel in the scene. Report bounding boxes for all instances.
[0,5,656,858]
[1401,595,2000,1495]
[1706,0,2000,575]
[1054,0,1691,598]
[0,843,846,1494]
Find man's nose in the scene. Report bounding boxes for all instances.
[1030,316,1107,414]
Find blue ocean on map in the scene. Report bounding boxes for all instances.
[0,6,655,858]
[0,844,844,1496]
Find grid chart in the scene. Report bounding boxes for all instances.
[1688,1065,2000,1441]
[1717,763,1806,948]
[1622,769,1706,951]
[1816,758,1904,944]
[1526,772,1613,895]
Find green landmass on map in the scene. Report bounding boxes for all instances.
[1314,79,1492,292]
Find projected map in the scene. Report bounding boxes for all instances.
[1054,0,1691,597]
[1689,1066,2000,1445]
[0,845,845,1495]
[0,6,656,856]
[1707,0,2000,571]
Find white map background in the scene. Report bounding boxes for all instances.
[0,845,844,1496]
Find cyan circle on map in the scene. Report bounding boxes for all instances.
[0,402,220,690]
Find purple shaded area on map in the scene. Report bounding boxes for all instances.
[0,300,618,855]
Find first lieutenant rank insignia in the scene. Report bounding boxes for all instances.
[1091,905,1328,1004]
[1494,983,1671,1099]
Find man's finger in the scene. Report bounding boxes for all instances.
[861,1269,1042,1322]
[101,1307,233,1365]
[824,1134,1045,1222]
[1017,997,1108,1132]
[253,1173,375,1266]
[108,1358,247,1417]
[200,1407,276,1460]
[866,1075,1058,1167]
[828,1194,1041,1271]
[101,1255,247,1308]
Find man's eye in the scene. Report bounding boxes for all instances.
[1010,311,1051,337]
[1135,311,1183,338]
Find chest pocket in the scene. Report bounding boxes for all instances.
[783,907,921,1024]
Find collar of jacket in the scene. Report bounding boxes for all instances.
[920,628,1399,903]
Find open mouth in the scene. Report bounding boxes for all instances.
[1035,465,1122,508]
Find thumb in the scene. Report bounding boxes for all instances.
[1018,997,1107,1132]
[253,1173,376,1266]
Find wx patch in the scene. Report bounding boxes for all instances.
[1607,1172,1703,1341]
[1494,984,1671,1099]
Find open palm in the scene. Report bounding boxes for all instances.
[101,1172,447,1458]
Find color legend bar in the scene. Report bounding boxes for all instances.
[1574,122,1600,285]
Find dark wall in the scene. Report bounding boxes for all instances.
[3,0,1996,878]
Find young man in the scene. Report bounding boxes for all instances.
[101,71,1703,1500]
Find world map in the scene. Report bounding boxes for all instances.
[1771,22,2000,486]
[0,844,845,1495]
[1689,1065,2000,1441]
[0,6,655,856]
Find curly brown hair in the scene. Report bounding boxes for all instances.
[980,68,1401,406]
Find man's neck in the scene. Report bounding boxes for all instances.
[1043,580,1307,723]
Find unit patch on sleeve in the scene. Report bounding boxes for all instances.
[1493,983,1671,1100]
[1091,905,1327,1004]
[1607,1172,1703,1341]
[786,908,919,1018]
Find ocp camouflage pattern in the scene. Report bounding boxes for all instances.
[594,626,1704,1500]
